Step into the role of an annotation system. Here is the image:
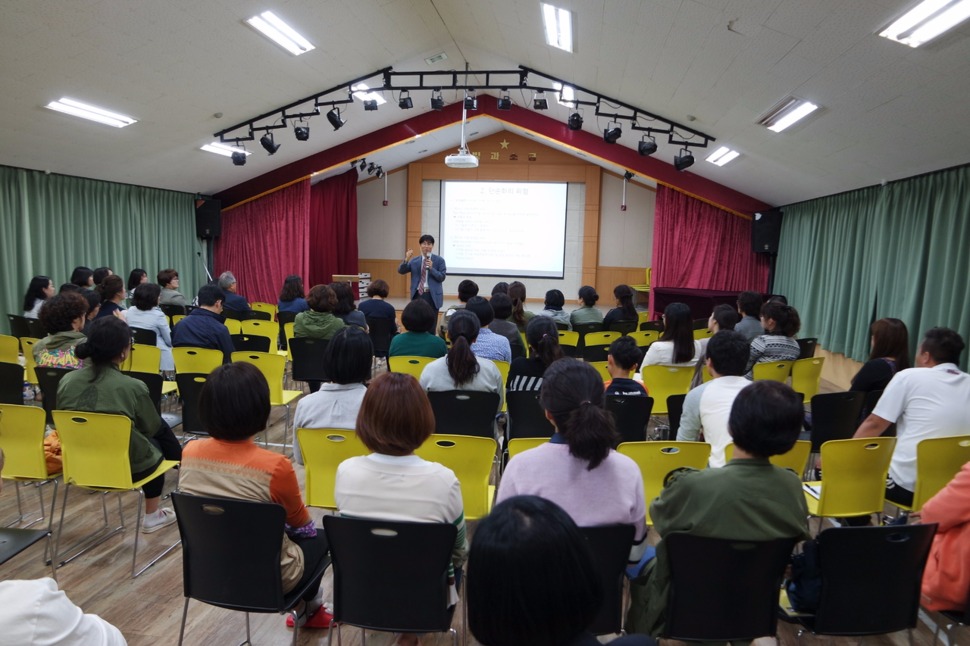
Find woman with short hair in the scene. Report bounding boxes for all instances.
[330,281,367,330]
[357,278,397,320]
[278,275,309,314]
[156,268,188,307]
[70,266,94,289]
[33,292,88,369]
[746,301,801,377]
[537,289,571,330]
[125,282,174,371]
[126,268,148,298]
[388,299,446,359]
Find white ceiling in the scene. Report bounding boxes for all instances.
[2,0,969,206]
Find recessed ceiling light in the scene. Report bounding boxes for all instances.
[879,0,970,47]
[706,146,740,166]
[201,142,252,158]
[246,11,315,56]
[758,97,819,133]
[45,97,137,128]
[541,3,574,52]
[352,84,386,106]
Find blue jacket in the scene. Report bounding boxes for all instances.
[398,254,446,310]
[221,289,252,317]
[171,308,233,363]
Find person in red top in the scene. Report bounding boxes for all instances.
[915,461,970,612]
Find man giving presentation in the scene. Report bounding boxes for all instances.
[399,234,447,311]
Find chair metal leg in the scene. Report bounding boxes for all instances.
[131,489,181,578]
[178,597,190,646]
[245,611,251,645]
[51,485,124,569]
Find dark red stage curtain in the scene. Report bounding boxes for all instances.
[214,179,311,306]
[308,169,359,286]
[650,186,769,310]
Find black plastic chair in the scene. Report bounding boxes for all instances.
[126,371,181,429]
[0,526,56,580]
[692,318,709,330]
[175,373,208,439]
[572,322,604,354]
[26,318,46,339]
[366,316,397,359]
[580,524,635,635]
[640,320,664,332]
[555,322,570,331]
[666,394,687,441]
[130,327,158,346]
[0,361,25,405]
[797,337,818,359]
[809,391,866,453]
[222,308,248,321]
[159,303,186,319]
[506,391,555,440]
[427,390,501,439]
[277,311,297,350]
[604,395,654,445]
[35,366,73,426]
[230,333,271,353]
[171,493,331,646]
[608,320,637,335]
[782,524,936,637]
[248,310,272,321]
[7,314,32,339]
[289,337,330,385]
[322,515,458,645]
[663,533,797,642]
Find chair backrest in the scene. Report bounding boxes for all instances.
[0,361,26,405]
[298,428,369,510]
[791,357,825,400]
[640,320,664,332]
[130,326,158,346]
[241,319,276,338]
[121,343,161,374]
[159,303,186,319]
[123,371,163,413]
[583,331,622,362]
[175,373,208,436]
[638,309,651,324]
[724,440,811,475]
[860,388,885,422]
[588,361,611,383]
[230,333,272,353]
[388,355,434,379]
[173,346,223,375]
[171,493,287,611]
[628,330,659,348]
[666,394,687,440]
[692,327,714,341]
[288,337,330,383]
[558,331,580,358]
[641,366,693,415]
[0,403,50,479]
[19,338,39,384]
[809,391,866,452]
[604,395,654,445]
[322,515,457,632]
[608,320,637,335]
[663,534,797,641]
[752,360,793,382]
[415,434,497,520]
[366,317,397,358]
[572,322,603,340]
[231,351,287,403]
[506,437,547,460]
[490,360,510,394]
[617,441,711,524]
[813,524,937,635]
[816,437,896,516]
[427,390,500,439]
[34,366,73,425]
[911,435,970,511]
[277,310,298,326]
[222,318,242,335]
[282,321,297,358]
[221,308,248,321]
[250,302,277,318]
[52,411,135,489]
[7,314,32,339]
[797,337,818,359]
[579,524,636,635]
[247,310,272,321]
[506,390,554,440]
[171,314,186,327]
[0,334,19,363]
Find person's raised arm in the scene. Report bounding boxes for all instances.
[398,248,414,274]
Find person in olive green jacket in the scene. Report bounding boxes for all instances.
[57,317,182,533]
[294,284,346,340]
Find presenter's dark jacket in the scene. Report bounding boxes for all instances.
[398,254,447,310]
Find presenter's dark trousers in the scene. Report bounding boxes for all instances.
[413,289,438,311]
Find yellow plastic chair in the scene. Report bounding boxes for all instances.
[231,351,302,449]
[489,359,511,411]
[558,330,580,356]
[507,437,547,461]
[724,440,811,475]
[803,437,896,521]
[637,311,652,325]
[20,337,40,385]
[283,322,296,361]
[0,404,60,530]
[692,327,714,341]
[415,434,497,520]
[791,357,825,401]
[298,428,369,510]
[51,410,180,578]
[251,302,277,319]
[0,334,19,363]
[752,360,793,383]
[641,365,694,415]
[588,361,612,383]
[222,318,242,335]
[894,435,970,513]
[388,355,434,379]
[628,330,659,348]
[520,332,529,358]
[241,319,277,339]
[618,441,711,525]
[172,347,223,375]
[172,314,186,328]
[583,331,622,362]
[121,343,161,374]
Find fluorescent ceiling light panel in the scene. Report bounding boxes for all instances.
[246,11,315,56]
[541,3,573,52]
[201,142,251,158]
[879,0,970,47]
[705,146,740,167]
[352,84,386,105]
[759,98,819,133]
[45,97,136,128]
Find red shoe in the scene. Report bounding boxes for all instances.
[286,605,334,629]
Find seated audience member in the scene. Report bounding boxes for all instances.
[466,296,511,363]
[468,495,655,646]
[277,275,309,314]
[218,271,252,317]
[420,310,504,411]
[292,327,372,464]
[690,303,740,388]
[171,285,234,363]
[767,294,788,305]
[507,281,535,333]
[604,336,647,396]
[126,268,148,299]
[80,290,101,334]
[335,372,467,613]
[603,284,638,328]
[507,316,563,393]
[677,331,751,467]
[570,285,603,327]
[851,317,910,393]
[156,268,188,307]
[357,278,396,320]
[626,381,811,635]
[294,284,346,341]
[388,299,446,359]
[642,302,702,368]
[58,317,182,532]
[124,283,174,371]
[33,292,89,369]
[330,281,367,330]
[59,283,83,294]
[916,460,970,612]
[95,275,127,321]
[22,275,55,318]
[179,363,331,628]
[440,279,479,337]
[734,290,764,342]
[490,281,509,296]
[486,294,526,359]
[93,266,114,288]
[746,301,801,377]
[70,266,95,289]
[499,359,648,565]
[854,327,970,507]
[537,289,571,330]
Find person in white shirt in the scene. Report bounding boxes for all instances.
[854,327,970,507]
[642,302,702,369]
[677,331,752,467]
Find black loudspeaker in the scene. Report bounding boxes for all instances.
[752,208,783,254]
[195,198,221,239]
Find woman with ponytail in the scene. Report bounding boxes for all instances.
[507,316,564,393]
[507,281,535,333]
[419,310,504,411]
[643,302,703,368]
[95,274,127,321]
[497,359,648,563]
[603,284,638,327]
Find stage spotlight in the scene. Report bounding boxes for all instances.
[638,135,657,156]
[431,92,444,110]
[359,158,367,171]
[375,168,385,179]
[567,112,583,130]
[363,99,378,111]
[327,107,345,130]
[623,171,634,180]
[399,91,413,109]
[260,133,281,155]
[674,147,695,171]
[367,162,376,175]
[497,95,512,110]
[603,123,622,144]
[464,95,478,110]
[231,148,247,166]
[294,124,310,141]
[533,92,548,110]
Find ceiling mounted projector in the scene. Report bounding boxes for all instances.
[444,91,479,168]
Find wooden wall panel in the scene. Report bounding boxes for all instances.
[358,259,409,298]
[595,267,649,298]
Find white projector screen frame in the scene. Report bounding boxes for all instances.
[439,181,568,278]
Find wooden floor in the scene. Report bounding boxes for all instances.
[1,374,965,646]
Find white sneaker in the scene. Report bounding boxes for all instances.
[141,507,177,533]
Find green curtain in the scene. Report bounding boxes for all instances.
[1,165,201,330]
[775,165,970,370]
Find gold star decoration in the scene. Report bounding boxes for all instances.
[499,139,510,149]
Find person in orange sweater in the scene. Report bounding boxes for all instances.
[916,461,970,611]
